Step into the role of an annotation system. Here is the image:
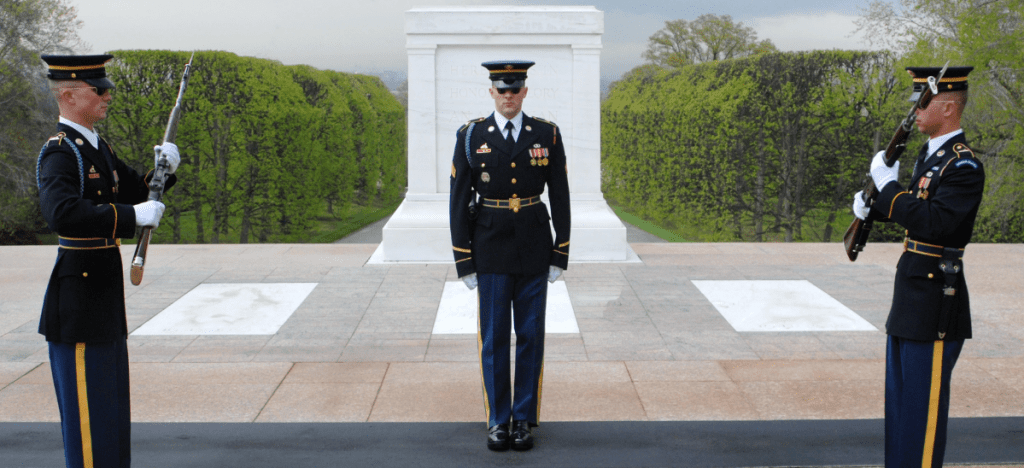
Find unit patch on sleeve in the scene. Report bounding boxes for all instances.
[955,159,979,170]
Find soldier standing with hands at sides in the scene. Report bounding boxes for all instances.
[852,66,983,468]
[37,54,180,468]
[449,60,571,452]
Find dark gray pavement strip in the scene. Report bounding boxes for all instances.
[3,418,1022,468]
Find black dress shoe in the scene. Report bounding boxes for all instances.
[511,420,534,451]
[487,423,510,451]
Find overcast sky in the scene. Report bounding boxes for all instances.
[72,0,883,85]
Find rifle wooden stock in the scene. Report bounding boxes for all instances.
[843,62,947,261]
[129,53,193,285]
[130,228,152,285]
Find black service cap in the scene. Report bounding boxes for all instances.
[41,54,116,90]
[906,65,973,102]
[482,60,535,89]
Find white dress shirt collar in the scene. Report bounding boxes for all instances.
[925,129,963,160]
[59,116,100,150]
[493,111,524,141]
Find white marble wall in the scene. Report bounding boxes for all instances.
[373,6,632,264]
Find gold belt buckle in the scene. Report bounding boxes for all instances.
[510,197,521,213]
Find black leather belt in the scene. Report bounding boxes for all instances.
[481,195,541,213]
[58,237,120,250]
[905,239,963,259]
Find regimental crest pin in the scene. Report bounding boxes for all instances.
[75,138,84,145]
[525,125,532,132]
[533,143,541,148]
[476,143,491,154]
[937,150,945,157]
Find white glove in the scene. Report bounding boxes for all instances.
[852,191,870,220]
[155,142,180,175]
[134,200,165,227]
[548,266,563,283]
[462,273,478,290]
[870,150,899,190]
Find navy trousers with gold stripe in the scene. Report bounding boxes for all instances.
[885,335,963,468]
[49,337,131,468]
[477,272,547,428]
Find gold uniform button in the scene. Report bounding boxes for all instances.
[511,162,516,168]
[82,272,88,278]
[511,178,517,184]
[928,273,934,279]
[512,194,517,198]
[97,190,102,195]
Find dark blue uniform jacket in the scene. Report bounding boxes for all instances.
[449,113,571,277]
[872,133,984,341]
[37,124,176,343]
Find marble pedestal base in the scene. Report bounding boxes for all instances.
[369,197,637,264]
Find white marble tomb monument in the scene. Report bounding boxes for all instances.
[371,6,634,264]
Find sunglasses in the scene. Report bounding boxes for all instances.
[76,86,113,97]
[496,87,522,95]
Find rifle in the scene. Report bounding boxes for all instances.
[130,52,194,286]
[843,62,948,262]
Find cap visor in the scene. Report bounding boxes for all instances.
[84,77,116,90]
[493,80,525,89]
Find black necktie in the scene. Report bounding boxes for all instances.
[504,121,515,147]
[915,143,930,173]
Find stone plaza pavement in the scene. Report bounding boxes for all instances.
[1,242,1021,428]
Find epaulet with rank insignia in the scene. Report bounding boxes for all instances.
[46,132,67,147]
[532,117,559,145]
[37,131,85,195]
[532,116,557,128]
[942,142,980,174]
[952,142,975,158]
[458,117,487,134]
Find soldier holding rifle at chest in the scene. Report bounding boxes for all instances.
[449,60,571,452]
[850,66,983,468]
[36,54,183,468]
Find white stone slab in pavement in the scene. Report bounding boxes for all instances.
[692,280,877,332]
[433,281,579,334]
[131,283,318,336]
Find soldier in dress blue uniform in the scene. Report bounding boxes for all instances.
[449,60,571,451]
[852,66,983,468]
[37,54,180,468]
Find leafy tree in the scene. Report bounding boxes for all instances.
[603,51,905,242]
[857,0,1024,241]
[0,0,84,243]
[643,14,777,68]
[102,50,406,244]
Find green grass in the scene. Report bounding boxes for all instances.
[609,204,690,242]
[609,202,857,243]
[36,199,404,245]
[307,199,402,243]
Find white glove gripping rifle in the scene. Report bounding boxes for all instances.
[130,52,194,286]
